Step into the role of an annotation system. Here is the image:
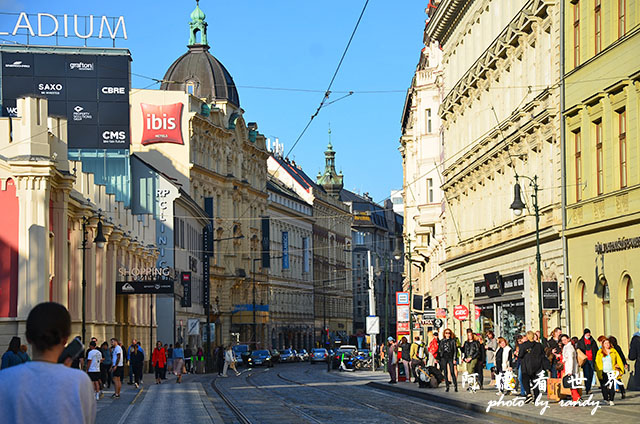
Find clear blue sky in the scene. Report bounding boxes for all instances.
[1,0,426,202]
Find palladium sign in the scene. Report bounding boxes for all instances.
[0,12,127,40]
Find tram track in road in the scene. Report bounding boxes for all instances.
[211,375,254,424]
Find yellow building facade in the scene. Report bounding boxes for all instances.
[564,0,639,351]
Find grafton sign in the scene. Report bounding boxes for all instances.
[0,12,127,40]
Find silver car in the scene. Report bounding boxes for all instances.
[310,348,329,363]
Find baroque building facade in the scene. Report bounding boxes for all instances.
[426,0,565,343]
[564,0,639,352]
[129,3,269,346]
[400,36,448,334]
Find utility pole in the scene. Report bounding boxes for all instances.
[384,255,389,372]
[252,258,257,348]
[367,250,376,371]
[407,237,413,339]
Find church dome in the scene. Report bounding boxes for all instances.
[160,1,240,107]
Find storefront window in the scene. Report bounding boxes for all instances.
[499,300,525,347]
[626,276,635,342]
[602,280,611,336]
[479,304,495,335]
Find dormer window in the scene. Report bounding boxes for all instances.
[186,81,196,95]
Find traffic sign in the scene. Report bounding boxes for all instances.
[434,318,443,328]
[423,309,436,320]
[366,316,380,335]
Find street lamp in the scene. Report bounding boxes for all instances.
[81,213,107,343]
[509,175,544,335]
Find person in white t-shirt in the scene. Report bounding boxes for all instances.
[86,341,103,400]
[110,338,124,398]
[0,302,96,424]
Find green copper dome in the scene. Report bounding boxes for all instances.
[191,1,206,21]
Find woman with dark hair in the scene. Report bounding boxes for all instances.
[130,343,144,389]
[1,337,23,369]
[519,331,545,403]
[595,338,624,405]
[608,336,627,399]
[152,341,166,384]
[438,328,458,392]
[0,302,95,422]
[100,341,112,389]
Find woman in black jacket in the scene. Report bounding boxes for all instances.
[474,334,486,390]
[519,331,544,403]
[438,328,458,392]
[609,335,628,398]
[130,344,144,389]
[495,337,514,394]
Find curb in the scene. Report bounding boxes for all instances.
[367,382,563,424]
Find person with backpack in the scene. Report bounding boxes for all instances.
[438,328,458,392]
[519,331,544,403]
[410,336,426,382]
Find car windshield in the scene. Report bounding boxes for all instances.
[252,350,269,356]
[313,349,326,353]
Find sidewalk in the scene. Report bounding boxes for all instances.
[337,369,640,423]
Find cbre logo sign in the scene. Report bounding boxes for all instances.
[140,103,184,145]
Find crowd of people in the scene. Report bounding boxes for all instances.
[384,320,640,407]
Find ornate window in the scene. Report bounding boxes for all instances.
[579,281,588,330]
[618,0,626,38]
[574,131,582,201]
[595,0,602,54]
[573,2,581,67]
[595,120,603,195]
[619,109,627,188]
[186,81,196,95]
[626,276,635,341]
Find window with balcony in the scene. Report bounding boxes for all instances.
[595,0,602,54]
[573,2,580,67]
[618,0,626,38]
[595,120,603,195]
[619,109,627,188]
[575,130,582,201]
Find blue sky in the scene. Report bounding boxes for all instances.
[1,1,427,202]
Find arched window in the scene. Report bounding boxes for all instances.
[625,276,635,341]
[186,81,196,95]
[579,281,588,330]
[602,279,611,336]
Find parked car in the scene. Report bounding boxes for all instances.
[270,349,281,363]
[246,350,274,367]
[310,348,329,363]
[232,344,250,366]
[331,345,358,369]
[279,348,297,363]
[297,349,309,362]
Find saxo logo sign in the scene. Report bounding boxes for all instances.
[140,103,184,145]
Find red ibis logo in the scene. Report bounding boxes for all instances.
[453,305,469,321]
[140,103,184,145]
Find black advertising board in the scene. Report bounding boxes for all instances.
[542,281,560,310]
[0,50,130,149]
[116,280,174,295]
[181,272,192,308]
[476,272,503,298]
[502,273,525,293]
[261,216,270,269]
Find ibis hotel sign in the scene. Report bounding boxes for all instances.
[0,12,127,41]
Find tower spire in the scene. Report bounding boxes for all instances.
[189,0,208,46]
[317,127,343,197]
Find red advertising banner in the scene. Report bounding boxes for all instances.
[397,322,410,333]
[453,305,469,321]
[140,103,184,145]
[435,308,447,319]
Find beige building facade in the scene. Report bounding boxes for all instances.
[426,0,565,343]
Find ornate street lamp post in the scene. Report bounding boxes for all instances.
[81,213,106,344]
[510,175,544,335]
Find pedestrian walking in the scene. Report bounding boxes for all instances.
[438,328,458,392]
[152,341,166,384]
[608,336,628,398]
[99,342,112,389]
[0,302,96,423]
[545,327,562,378]
[474,334,486,390]
[195,347,205,374]
[514,335,526,396]
[399,336,411,382]
[495,337,513,394]
[560,334,581,402]
[184,344,193,374]
[86,340,103,400]
[485,331,497,384]
[130,343,144,389]
[595,338,624,405]
[167,344,174,374]
[1,336,24,370]
[110,337,124,398]
[427,332,439,367]
[223,345,240,377]
[162,344,169,379]
[387,337,398,384]
[576,328,598,395]
[409,336,426,382]
[629,312,640,391]
[519,331,544,403]
[127,339,137,385]
[461,331,480,377]
[216,345,225,376]
[173,342,185,383]
[18,344,31,363]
